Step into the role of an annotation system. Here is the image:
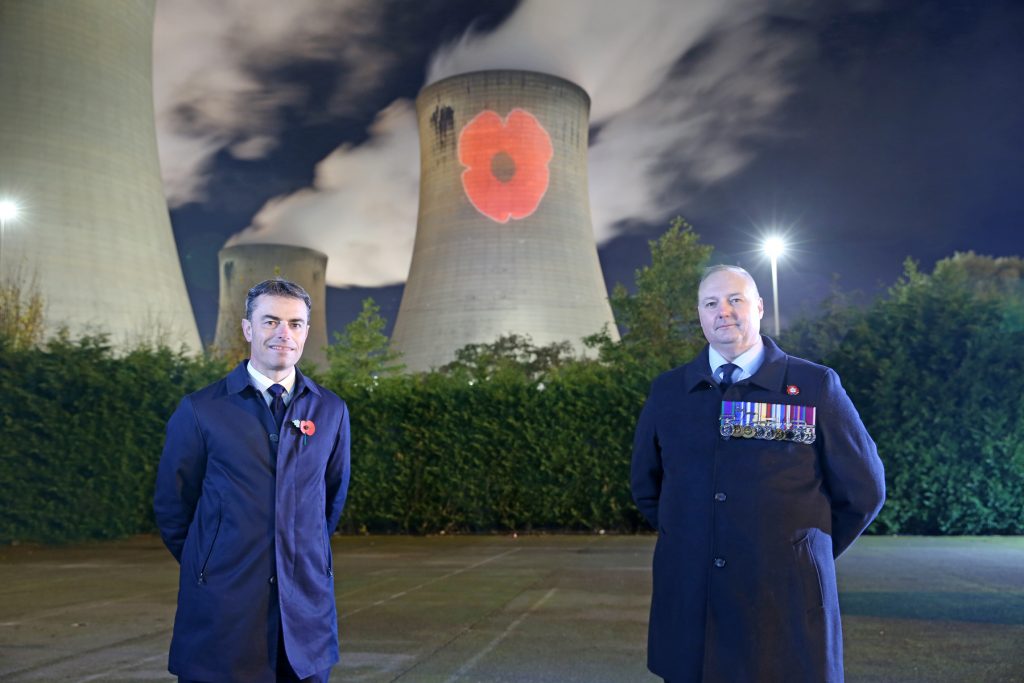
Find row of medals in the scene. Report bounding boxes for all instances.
[719,417,816,444]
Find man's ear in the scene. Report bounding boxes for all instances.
[757,297,765,319]
[241,318,253,342]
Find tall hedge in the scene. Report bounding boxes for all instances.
[335,368,648,534]
[0,337,226,543]
[3,252,1023,543]
[783,254,1024,534]
[0,340,649,543]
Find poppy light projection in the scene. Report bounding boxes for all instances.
[391,70,619,372]
[458,108,554,223]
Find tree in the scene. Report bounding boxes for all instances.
[789,254,1024,534]
[0,273,45,350]
[778,274,866,364]
[439,334,575,381]
[324,298,403,390]
[590,217,713,372]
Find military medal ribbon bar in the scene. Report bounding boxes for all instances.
[719,400,816,443]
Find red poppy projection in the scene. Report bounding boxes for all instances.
[458,108,554,223]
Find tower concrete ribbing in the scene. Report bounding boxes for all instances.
[0,0,200,349]
[391,70,618,372]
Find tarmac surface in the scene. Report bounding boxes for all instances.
[0,535,1021,682]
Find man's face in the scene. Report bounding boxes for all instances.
[697,269,764,359]
[241,294,309,378]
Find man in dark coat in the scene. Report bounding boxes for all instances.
[155,278,350,683]
[631,265,885,683]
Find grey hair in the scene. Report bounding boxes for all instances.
[244,278,312,321]
[698,265,760,300]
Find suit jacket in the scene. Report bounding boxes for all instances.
[154,361,350,682]
[631,337,885,683]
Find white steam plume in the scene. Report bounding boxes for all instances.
[153,0,392,207]
[227,101,420,286]
[225,0,809,286]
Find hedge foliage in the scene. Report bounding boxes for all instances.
[0,336,227,543]
[1,251,1022,543]
[0,339,648,542]
[782,253,1024,535]
[336,367,648,534]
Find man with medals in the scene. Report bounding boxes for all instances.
[631,265,885,683]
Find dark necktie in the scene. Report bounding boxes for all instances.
[719,363,739,391]
[268,383,287,431]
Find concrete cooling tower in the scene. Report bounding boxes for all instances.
[0,0,200,350]
[390,70,619,372]
[213,244,329,369]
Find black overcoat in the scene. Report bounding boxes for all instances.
[631,337,885,682]
[154,362,351,682]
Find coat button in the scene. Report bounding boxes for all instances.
[714,492,727,502]
[268,575,276,584]
[713,558,726,568]
[269,434,279,442]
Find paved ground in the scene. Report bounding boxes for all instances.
[0,535,1021,682]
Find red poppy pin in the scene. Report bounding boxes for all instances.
[291,419,316,445]
[458,108,554,223]
[786,385,800,396]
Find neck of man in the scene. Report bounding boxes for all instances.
[250,360,295,384]
[711,334,763,363]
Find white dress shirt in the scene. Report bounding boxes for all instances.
[246,362,296,408]
[708,339,766,385]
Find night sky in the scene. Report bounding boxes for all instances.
[153,0,1024,345]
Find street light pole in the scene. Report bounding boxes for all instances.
[0,199,21,277]
[762,236,785,337]
[770,253,780,336]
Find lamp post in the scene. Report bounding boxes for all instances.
[763,236,785,337]
[0,199,21,276]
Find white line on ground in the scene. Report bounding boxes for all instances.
[344,548,521,618]
[443,587,558,683]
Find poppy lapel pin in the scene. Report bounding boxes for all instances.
[786,385,800,396]
[291,419,316,445]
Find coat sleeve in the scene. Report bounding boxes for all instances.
[324,398,351,533]
[816,368,886,558]
[630,389,662,530]
[153,396,207,563]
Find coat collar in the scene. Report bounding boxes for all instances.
[683,335,789,394]
[225,360,322,398]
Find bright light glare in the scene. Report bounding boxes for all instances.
[0,199,20,222]
[763,236,786,259]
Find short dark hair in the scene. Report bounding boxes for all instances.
[245,278,312,321]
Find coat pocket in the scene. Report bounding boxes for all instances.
[322,522,334,577]
[793,528,826,610]
[195,501,223,586]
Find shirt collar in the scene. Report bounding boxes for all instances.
[708,337,766,382]
[246,361,296,400]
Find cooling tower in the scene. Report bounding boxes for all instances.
[390,70,619,371]
[213,244,329,369]
[0,1,200,350]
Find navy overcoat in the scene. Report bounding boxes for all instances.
[154,361,351,682]
[631,337,885,682]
